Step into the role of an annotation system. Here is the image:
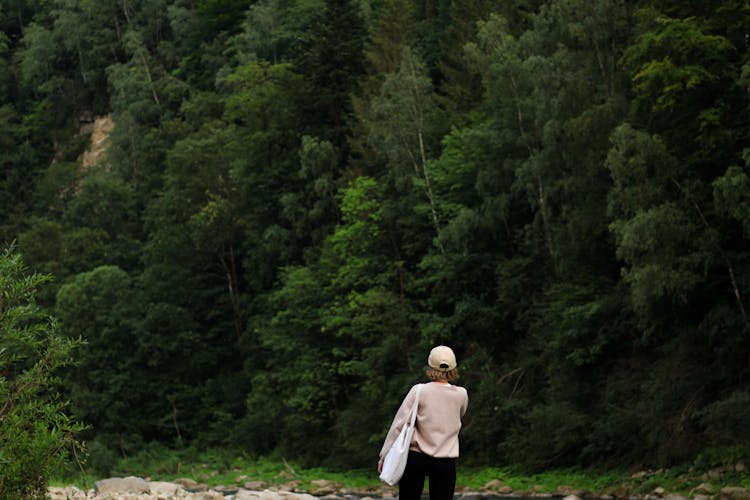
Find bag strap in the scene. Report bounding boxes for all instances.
[408,384,423,428]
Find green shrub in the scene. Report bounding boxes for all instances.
[86,439,119,477]
[0,247,84,499]
[693,445,750,470]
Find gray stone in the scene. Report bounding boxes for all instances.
[309,480,339,496]
[95,476,150,495]
[281,492,319,500]
[563,495,581,500]
[721,487,750,500]
[483,480,504,490]
[48,486,89,500]
[664,495,687,500]
[557,486,587,497]
[236,489,288,500]
[173,478,200,489]
[192,491,225,500]
[691,483,715,495]
[244,481,269,490]
[149,481,186,496]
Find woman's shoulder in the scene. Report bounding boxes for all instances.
[422,382,467,393]
[452,384,468,396]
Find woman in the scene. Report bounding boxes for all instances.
[378,345,469,500]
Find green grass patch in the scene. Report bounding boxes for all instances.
[457,467,631,493]
[54,446,750,496]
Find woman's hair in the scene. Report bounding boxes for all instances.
[426,367,459,382]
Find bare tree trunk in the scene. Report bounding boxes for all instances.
[406,53,445,254]
[220,245,243,341]
[140,52,161,105]
[497,34,558,270]
[672,178,748,330]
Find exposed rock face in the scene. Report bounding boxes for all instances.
[79,114,114,169]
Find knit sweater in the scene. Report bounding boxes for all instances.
[379,382,468,460]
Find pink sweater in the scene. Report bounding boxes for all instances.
[379,382,468,460]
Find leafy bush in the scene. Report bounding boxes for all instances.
[0,247,83,498]
[501,402,591,470]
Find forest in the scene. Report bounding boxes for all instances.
[1,0,749,478]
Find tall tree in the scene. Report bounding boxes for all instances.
[299,0,366,153]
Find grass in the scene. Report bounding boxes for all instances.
[53,446,750,497]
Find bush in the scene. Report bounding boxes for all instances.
[0,246,84,498]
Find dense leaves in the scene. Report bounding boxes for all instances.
[1,0,749,476]
[0,247,83,498]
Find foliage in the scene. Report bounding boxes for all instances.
[0,246,83,498]
[2,0,750,476]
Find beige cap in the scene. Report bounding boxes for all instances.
[428,345,457,371]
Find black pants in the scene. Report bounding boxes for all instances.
[398,451,457,500]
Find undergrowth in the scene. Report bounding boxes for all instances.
[53,445,750,495]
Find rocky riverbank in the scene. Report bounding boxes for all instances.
[48,477,400,500]
[47,476,750,500]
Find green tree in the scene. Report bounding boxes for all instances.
[0,246,83,499]
[369,46,448,252]
[299,0,366,151]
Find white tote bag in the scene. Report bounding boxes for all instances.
[379,384,423,486]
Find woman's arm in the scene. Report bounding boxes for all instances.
[378,385,419,460]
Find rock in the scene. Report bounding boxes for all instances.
[557,486,587,497]
[48,486,89,500]
[79,115,114,169]
[708,466,734,479]
[236,475,250,483]
[308,480,339,496]
[720,487,750,500]
[174,478,200,489]
[234,490,277,500]
[690,483,715,495]
[215,485,239,496]
[637,495,658,500]
[606,484,631,498]
[482,480,513,494]
[296,493,324,500]
[149,481,185,496]
[192,491,225,500]
[737,463,746,473]
[95,476,150,495]
[664,495,686,500]
[244,481,269,490]
[563,495,581,500]
[457,494,485,500]
[483,480,504,490]
[693,495,711,500]
[654,487,666,496]
[278,481,301,492]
